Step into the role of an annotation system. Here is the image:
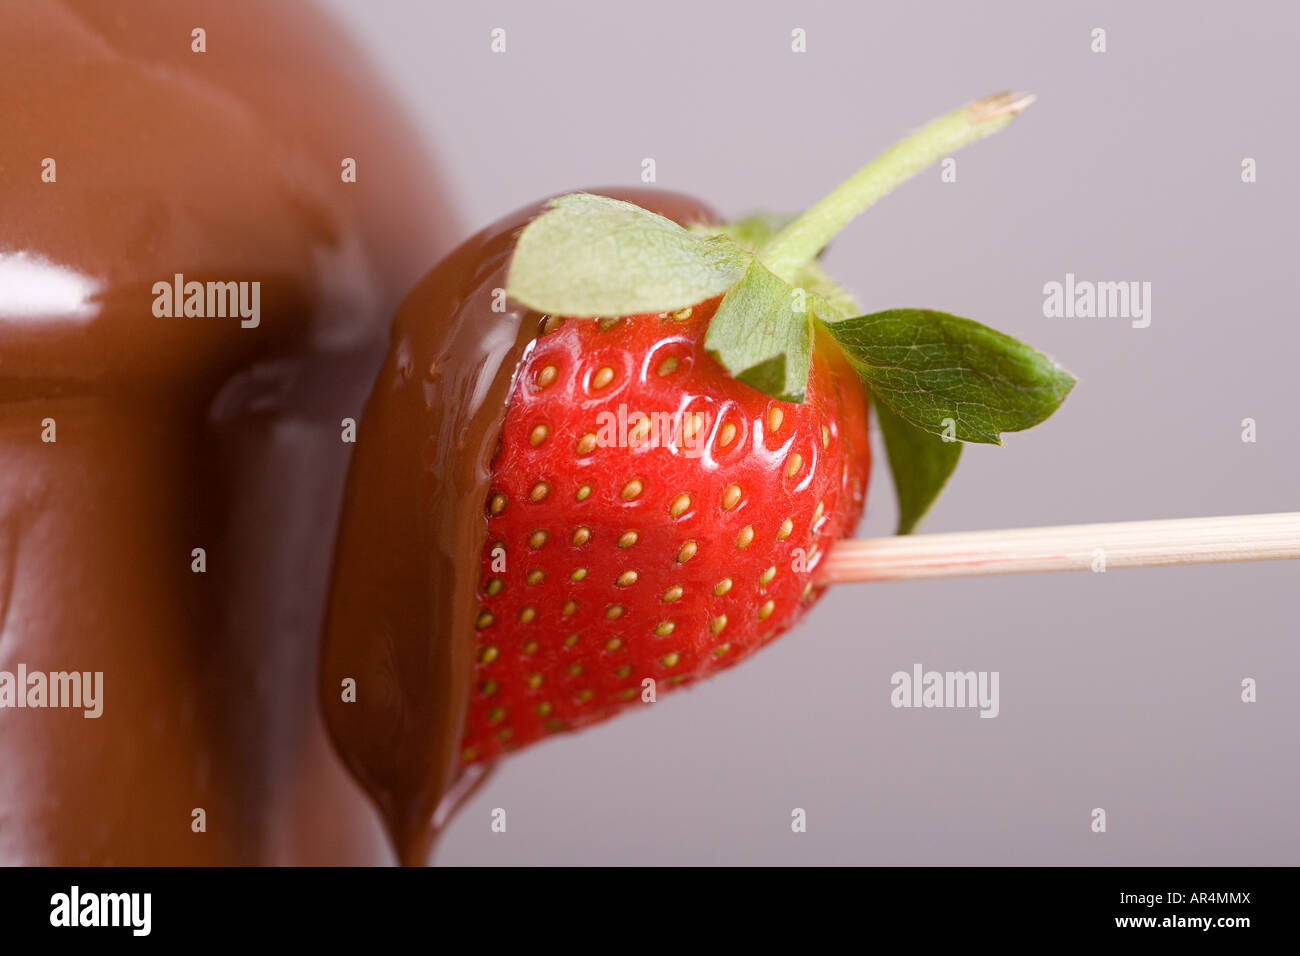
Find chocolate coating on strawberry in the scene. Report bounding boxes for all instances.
[320,190,717,865]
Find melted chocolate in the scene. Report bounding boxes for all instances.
[0,0,456,863]
[321,190,716,865]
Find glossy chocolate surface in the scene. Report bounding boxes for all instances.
[0,0,456,863]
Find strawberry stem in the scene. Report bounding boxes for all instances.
[759,92,1035,281]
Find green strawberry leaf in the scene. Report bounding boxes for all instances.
[703,259,813,402]
[823,308,1075,444]
[505,193,750,317]
[873,397,962,534]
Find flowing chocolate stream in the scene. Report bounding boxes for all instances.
[0,0,456,863]
[321,189,716,865]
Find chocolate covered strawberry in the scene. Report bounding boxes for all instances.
[322,93,1074,862]
[458,92,1074,762]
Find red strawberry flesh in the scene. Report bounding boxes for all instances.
[462,297,871,763]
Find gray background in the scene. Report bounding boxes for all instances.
[321,0,1298,864]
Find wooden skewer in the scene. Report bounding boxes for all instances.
[817,512,1300,584]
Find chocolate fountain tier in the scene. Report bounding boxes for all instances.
[0,0,457,863]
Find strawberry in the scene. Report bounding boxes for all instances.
[322,94,1074,838]
[457,91,1075,765]
[460,300,871,762]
